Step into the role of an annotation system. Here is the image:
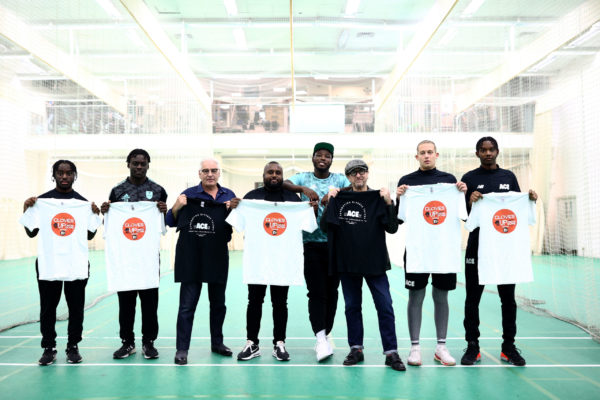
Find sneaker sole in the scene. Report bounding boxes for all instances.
[67,357,82,364]
[272,351,290,361]
[39,358,56,366]
[460,355,482,365]
[500,353,526,366]
[143,353,159,359]
[113,349,136,359]
[317,352,333,362]
[407,359,422,366]
[237,351,261,361]
[434,354,456,366]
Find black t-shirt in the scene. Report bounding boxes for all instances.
[461,166,521,255]
[38,188,87,201]
[243,186,300,202]
[326,190,396,276]
[109,178,167,203]
[174,199,231,283]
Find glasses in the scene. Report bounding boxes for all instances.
[201,168,219,175]
[349,169,368,177]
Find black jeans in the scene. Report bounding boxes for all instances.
[464,248,517,346]
[38,278,87,348]
[117,288,159,344]
[176,281,227,351]
[303,242,340,335]
[246,284,289,345]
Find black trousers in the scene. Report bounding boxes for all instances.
[303,242,340,335]
[38,278,87,348]
[117,288,159,344]
[246,284,289,345]
[176,281,227,351]
[463,248,517,346]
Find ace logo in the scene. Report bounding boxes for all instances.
[51,213,76,236]
[264,212,287,236]
[492,209,517,234]
[189,213,215,237]
[423,201,447,225]
[345,210,361,218]
[499,184,510,190]
[123,217,146,240]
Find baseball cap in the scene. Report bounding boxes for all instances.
[345,159,369,175]
[313,142,334,156]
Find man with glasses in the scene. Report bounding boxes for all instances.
[323,160,405,371]
[166,158,236,364]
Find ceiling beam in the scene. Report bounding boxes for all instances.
[374,0,459,112]
[0,4,127,114]
[119,0,211,115]
[454,0,600,112]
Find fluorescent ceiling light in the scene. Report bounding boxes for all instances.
[95,0,121,19]
[296,90,307,95]
[231,92,242,97]
[224,0,238,16]
[314,75,329,80]
[565,22,600,49]
[274,87,287,92]
[529,53,558,72]
[237,149,268,154]
[233,28,247,49]
[462,0,485,17]
[345,0,361,16]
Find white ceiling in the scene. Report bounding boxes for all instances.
[0,0,598,108]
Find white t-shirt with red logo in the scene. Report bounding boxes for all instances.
[19,198,102,281]
[465,192,536,284]
[398,183,467,273]
[103,201,166,291]
[226,200,317,286]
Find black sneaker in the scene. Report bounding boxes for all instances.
[343,348,364,366]
[237,340,260,361]
[272,341,290,361]
[174,350,188,365]
[461,341,481,365]
[501,345,526,366]
[39,348,57,366]
[66,344,82,364]
[113,342,136,359]
[385,352,406,371]
[142,341,159,359]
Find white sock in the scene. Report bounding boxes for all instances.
[316,329,327,342]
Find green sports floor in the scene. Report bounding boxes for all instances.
[0,251,599,400]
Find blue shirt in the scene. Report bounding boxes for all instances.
[288,171,350,242]
[166,183,236,227]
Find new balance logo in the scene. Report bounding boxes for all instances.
[345,210,361,218]
[477,185,484,189]
[466,258,475,264]
[499,184,510,190]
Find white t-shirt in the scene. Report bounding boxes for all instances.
[19,198,102,281]
[103,201,166,291]
[398,183,467,273]
[465,192,536,285]
[226,200,317,286]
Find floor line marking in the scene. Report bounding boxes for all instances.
[0,336,593,340]
[1,363,600,368]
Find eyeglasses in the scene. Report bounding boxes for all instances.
[201,168,219,174]
[349,169,368,177]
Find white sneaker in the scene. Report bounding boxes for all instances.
[434,344,456,366]
[407,344,422,366]
[315,339,333,362]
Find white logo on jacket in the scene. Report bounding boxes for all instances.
[499,184,510,190]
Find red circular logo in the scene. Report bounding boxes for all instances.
[123,217,146,241]
[263,212,287,236]
[492,209,517,234]
[51,213,76,236]
[423,201,447,225]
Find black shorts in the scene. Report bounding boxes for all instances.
[404,269,457,291]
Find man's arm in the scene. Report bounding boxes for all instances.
[282,180,319,202]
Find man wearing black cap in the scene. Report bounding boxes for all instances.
[283,142,349,361]
[323,159,405,371]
